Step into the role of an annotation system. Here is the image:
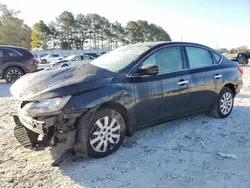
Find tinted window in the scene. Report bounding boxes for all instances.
[53,54,59,57]
[5,49,20,57]
[213,53,222,64]
[186,47,213,68]
[142,46,183,73]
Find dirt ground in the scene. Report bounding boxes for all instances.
[0,67,250,188]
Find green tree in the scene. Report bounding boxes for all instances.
[0,3,31,48]
[217,48,228,53]
[31,20,51,49]
[56,11,76,50]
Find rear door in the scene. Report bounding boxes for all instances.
[184,45,219,111]
[130,45,190,127]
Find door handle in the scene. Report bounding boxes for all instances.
[177,80,189,85]
[214,74,222,79]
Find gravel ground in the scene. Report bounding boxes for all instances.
[0,67,250,188]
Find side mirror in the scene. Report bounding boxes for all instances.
[137,64,159,76]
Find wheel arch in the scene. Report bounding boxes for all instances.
[3,65,25,77]
[98,101,134,136]
[222,83,236,96]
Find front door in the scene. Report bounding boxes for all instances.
[130,45,190,127]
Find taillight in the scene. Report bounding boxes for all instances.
[30,57,37,61]
[238,66,244,75]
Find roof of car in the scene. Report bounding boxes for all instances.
[129,41,215,50]
[0,45,28,50]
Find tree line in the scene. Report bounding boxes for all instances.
[31,11,172,50]
[0,3,172,50]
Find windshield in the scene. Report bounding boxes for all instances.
[65,55,76,60]
[90,45,150,72]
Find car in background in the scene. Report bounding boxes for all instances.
[49,54,96,68]
[83,52,99,58]
[11,41,243,159]
[0,45,38,83]
[40,54,63,64]
[230,52,250,65]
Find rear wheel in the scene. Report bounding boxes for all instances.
[75,108,126,158]
[61,64,69,67]
[4,67,24,83]
[210,87,234,118]
[42,59,47,64]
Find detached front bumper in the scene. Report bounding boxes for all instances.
[12,105,80,148]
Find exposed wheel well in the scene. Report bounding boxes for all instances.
[100,101,133,136]
[223,83,236,96]
[3,66,25,77]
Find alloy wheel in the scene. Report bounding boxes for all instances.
[220,92,233,115]
[6,69,22,83]
[89,116,121,153]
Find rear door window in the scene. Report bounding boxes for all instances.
[4,49,21,57]
[185,46,213,68]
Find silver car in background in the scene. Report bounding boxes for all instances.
[49,54,96,68]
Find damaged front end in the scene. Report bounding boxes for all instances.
[13,99,86,160]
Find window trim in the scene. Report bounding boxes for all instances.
[183,45,223,70]
[127,44,224,78]
[184,45,215,69]
[127,44,186,77]
[0,48,22,58]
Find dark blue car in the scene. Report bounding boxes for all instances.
[11,41,243,159]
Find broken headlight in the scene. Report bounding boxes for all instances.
[23,96,71,117]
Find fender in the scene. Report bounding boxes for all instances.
[62,84,136,135]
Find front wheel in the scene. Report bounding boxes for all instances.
[210,87,234,118]
[75,108,126,158]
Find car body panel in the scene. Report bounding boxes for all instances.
[11,42,243,137]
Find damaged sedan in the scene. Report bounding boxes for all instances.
[11,42,243,159]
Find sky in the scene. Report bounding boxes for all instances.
[1,0,250,49]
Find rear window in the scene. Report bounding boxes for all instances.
[5,49,20,57]
[14,48,34,58]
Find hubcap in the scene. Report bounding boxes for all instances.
[220,92,233,115]
[6,70,22,82]
[90,116,121,153]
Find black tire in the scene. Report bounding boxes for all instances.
[75,108,126,158]
[210,87,234,118]
[42,59,47,64]
[4,67,24,83]
[61,64,69,67]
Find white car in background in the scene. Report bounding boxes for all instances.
[40,54,64,64]
[49,54,96,68]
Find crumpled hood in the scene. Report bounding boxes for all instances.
[10,63,116,101]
